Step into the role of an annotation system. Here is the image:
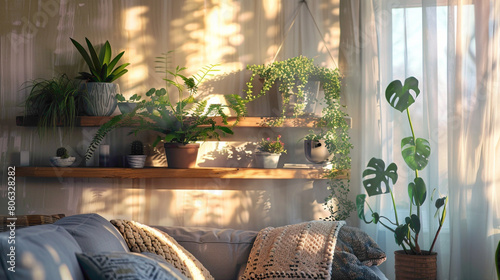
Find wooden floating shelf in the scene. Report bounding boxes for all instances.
[16,116,351,128]
[15,167,350,180]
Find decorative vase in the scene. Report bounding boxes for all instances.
[164,143,200,168]
[304,140,331,164]
[394,250,437,280]
[254,152,281,168]
[81,82,119,116]
[127,155,147,168]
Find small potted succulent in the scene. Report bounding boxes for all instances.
[254,135,286,168]
[70,37,130,116]
[50,147,76,167]
[127,140,146,168]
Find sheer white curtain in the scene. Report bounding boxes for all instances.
[342,0,500,279]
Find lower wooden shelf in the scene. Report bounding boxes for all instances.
[15,167,349,180]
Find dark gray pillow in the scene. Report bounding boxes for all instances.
[0,224,84,280]
[76,252,187,280]
[331,226,387,279]
[55,213,129,253]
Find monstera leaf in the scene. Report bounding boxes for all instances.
[402,137,431,170]
[405,214,421,235]
[362,158,398,196]
[385,76,420,112]
[408,177,427,206]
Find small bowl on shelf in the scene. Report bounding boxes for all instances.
[50,157,76,167]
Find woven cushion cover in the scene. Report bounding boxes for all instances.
[111,219,214,280]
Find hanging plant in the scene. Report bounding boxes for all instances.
[244,56,354,220]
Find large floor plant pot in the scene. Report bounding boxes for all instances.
[254,152,281,168]
[304,139,331,164]
[81,82,119,116]
[164,143,200,168]
[395,250,437,280]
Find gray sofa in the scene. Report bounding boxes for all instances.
[0,213,387,280]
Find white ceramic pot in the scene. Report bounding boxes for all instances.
[127,155,147,168]
[304,140,331,164]
[49,157,76,167]
[81,82,119,116]
[254,152,281,168]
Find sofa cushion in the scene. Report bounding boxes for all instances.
[0,224,85,280]
[111,219,214,280]
[55,213,129,253]
[76,251,187,280]
[154,226,258,280]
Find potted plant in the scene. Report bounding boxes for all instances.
[83,56,239,168]
[127,140,146,168]
[23,74,84,137]
[356,77,448,279]
[302,130,331,164]
[70,37,130,116]
[116,93,142,114]
[49,147,76,167]
[254,135,286,168]
[244,56,353,220]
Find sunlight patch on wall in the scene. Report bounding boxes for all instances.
[123,6,152,95]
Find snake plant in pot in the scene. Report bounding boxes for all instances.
[356,77,448,279]
[70,37,130,116]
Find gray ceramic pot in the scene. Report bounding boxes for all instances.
[81,82,119,116]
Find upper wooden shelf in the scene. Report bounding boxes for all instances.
[15,167,349,180]
[16,116,351,128]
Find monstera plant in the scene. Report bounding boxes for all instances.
[356,77,448,257]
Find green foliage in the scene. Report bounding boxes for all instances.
[356,77,448,255]
[116,93,142,103]
[56,147,69,158]
[258,135,287,154]
[85,54,242,160]
[70,37,130,83]
[130,140,144,155]
[246,56,353,221]
[244,56,353,221]
[23,74,84,137]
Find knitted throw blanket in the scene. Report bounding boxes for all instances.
[242,220,345,280]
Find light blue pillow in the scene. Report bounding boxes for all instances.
[76,252,187,280]
[55,213,129,253]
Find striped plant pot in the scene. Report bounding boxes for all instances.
[81,82,119,116]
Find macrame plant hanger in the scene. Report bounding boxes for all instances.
[271,0,338,68]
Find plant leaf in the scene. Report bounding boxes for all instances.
[401,137,431,170]
[409,214,421,234]
[408,177,427,206]
[85,38,101,74]
[362,157,398,196]
[385,76,420,112]
[356,194,373,223]
[394,224,409,246]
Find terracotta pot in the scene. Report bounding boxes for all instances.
[254,152,281,168]
[81,82,119,116]
[394,250,437,280]
[164,143,200,168]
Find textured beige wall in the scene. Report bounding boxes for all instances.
[0,0,347,230]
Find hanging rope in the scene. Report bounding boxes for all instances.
[272,0,338,68]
